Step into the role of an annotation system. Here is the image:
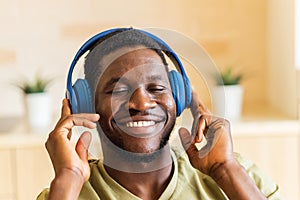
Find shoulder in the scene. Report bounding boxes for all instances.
[171,147,282,199]
[234,153,282,199]
[36,188,49,200]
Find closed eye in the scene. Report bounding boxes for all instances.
[148,85,167,93]
[112,87,130,95]
[104,86,130,95]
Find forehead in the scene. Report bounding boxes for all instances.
[100,48,168,81]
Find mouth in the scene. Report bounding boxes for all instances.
[114,117,166,138]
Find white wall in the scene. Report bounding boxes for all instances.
[267,0,298,118]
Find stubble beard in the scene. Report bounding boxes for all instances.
[98,120,175,164]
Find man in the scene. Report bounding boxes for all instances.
[37,28,281,199]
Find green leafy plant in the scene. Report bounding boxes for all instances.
[217,67,243,85]
[15,75,52,94]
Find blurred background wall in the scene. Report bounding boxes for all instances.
[0,0,298,118]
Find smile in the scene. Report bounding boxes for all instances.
[114,117,166,138]
[126,121,155,128]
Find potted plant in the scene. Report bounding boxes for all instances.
[16,74,53,129]
[212,67,244,120]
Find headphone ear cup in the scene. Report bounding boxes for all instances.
[168,70,186,116]
[72,79,94,113]
[184,76,192,107]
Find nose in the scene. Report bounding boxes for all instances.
[128,88,156,111]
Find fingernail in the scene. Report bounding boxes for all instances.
[89,123,97,129]
[196,134,203,143]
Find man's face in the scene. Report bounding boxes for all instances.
[95,48,177,155]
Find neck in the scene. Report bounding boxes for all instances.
[101,139,174,200]
[104,149,174,200]
[102,143,173,172]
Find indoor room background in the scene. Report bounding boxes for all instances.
[0,0,299,200]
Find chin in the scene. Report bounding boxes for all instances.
[99,129,172,162]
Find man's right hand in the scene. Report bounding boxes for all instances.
[45,99,100,200]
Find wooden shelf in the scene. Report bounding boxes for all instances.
[230,103,299,136]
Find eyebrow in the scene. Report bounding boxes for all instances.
[148,75,165,82]
[102,74,167,91]
[107,74,165,84]
[105,77,122,86]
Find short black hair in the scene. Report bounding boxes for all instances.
[84,28,169,97]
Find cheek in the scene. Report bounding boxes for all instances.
[95,96,113,121]
[96,96,125,121]
[96,98,114,134]
[162,94,176,116]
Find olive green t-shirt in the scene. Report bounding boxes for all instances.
[37,150,282,200]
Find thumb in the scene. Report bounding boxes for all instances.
[75,131,92,162]
[179,127,193,150]
[179,128,201,169]
[179,128,198,154]
[179,128,198,155]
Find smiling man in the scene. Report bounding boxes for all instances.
[37,28,281,200]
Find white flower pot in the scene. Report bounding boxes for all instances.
[212,85,244,120]
[25,92,52,128]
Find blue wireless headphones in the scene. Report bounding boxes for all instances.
[66,28,192,116]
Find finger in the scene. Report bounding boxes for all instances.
[56,115,100,132]
[72,113,100,122]
[199,117,231,156]
[191,113,212,143]
[194,115,208,143]
[179,127,194,150]
[75,131,92,162]
[67,129,72,140]
[199,114,213,134]
[68,116,98,129]
[191,115,200,139]
[179,127,199,157]
[61,99,71,118]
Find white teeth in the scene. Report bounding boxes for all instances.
[126,121,155,128]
